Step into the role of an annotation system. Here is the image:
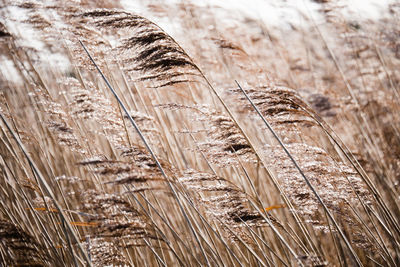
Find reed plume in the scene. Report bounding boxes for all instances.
[1,0,399,266]
[0,219,48,266]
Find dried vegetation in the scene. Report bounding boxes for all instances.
[0,0,399,266]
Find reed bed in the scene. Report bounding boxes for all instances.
[0,0,399,266]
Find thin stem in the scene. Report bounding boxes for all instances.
[79,40,211,267]
[236,80,363,266]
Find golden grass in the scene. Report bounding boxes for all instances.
[0,0,399,266]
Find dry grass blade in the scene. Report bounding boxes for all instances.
[236,80,363,266]
[0,113,92,266]
[2,1,399,266]
[264,143,377,251]
[80,40,212,266]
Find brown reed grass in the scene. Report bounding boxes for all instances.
[0,1,399,266]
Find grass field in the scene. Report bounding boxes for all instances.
[0,0,399,266]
